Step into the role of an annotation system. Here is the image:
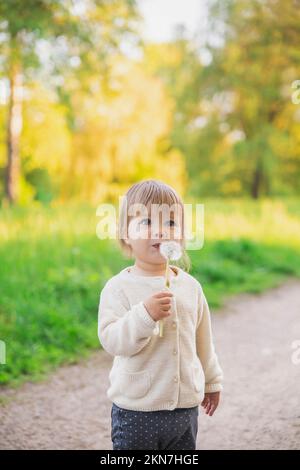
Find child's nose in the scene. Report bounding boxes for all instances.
[153,229,167,239]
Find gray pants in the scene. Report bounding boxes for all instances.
[111,402,199,450]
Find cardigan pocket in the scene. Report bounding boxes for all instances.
[119,370,151,399]
[192,360,204,393]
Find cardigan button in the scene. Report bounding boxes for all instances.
[173,376,178,383]
[173,349,177,355]
[172,321,177,328]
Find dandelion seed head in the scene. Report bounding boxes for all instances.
[159,241,182,261]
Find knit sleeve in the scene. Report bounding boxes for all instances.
[196,284,224,393]
[98,281,159,357]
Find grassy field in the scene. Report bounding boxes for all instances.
[1,198,300,388]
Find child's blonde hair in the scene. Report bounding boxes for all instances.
[118,179,191,272]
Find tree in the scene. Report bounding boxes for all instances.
[201,0,300,198]
[143,35,204,196]
[0,0,139,204]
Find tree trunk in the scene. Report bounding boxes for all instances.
[251,160,262,199]
[5,61,23,205]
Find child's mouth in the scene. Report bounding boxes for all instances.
[152,243,161,250]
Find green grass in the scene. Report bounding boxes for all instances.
[0,199,300,389]
[0,203,130,388]
[190,238,300,308]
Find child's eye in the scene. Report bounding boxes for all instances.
[140,218,151,225]
[166,220,177,227]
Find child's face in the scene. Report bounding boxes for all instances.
[124,206,183,265]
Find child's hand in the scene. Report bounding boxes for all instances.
[143,291,173,322]
[201,391,220,416]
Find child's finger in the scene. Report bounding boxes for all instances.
[204,399,212,412]
[158,305,171,315]
[155,291,173,298]
[201,396,209,407]
[161,305,171,311]
[161,311,171,317]
[206,399,216,415]
[208,402,216,416]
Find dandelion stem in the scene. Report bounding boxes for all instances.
[159,258,169,337]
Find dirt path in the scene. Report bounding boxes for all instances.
[1,278,300,450]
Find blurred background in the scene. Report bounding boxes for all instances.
[0,0,300,389]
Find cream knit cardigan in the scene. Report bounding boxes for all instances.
[98,265,224,412]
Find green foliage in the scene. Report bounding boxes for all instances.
[0,228,127,386]
[1,0,300,203]
[194,0,300,198]
[25,167,55,204]
[191,238,300,307]
[0,200,300,388]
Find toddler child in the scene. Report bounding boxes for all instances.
[98,179,224,450]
